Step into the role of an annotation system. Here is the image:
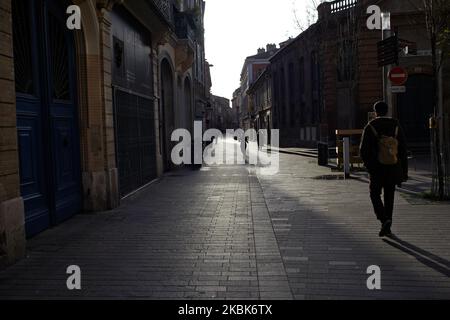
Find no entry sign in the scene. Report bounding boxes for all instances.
[389,67,408,86]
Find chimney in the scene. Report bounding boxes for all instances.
[266,43,277,52]
[317,2,331,21]
[257,48,266,55]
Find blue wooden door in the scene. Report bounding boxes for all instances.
[13,0,82,237]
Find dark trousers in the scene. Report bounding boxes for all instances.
[369,173,396,223]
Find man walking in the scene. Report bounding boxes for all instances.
[360,101,408,237]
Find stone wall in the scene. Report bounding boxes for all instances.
[0,0,26,268]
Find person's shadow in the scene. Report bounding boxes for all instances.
[383,234,450,277]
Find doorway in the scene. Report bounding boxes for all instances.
[397,74,433,147]
[160,59,175,171]
[12,0,82,237]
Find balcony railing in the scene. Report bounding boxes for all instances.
[151,0,174,25]
[330,0,357,14]
[175,12,196,43]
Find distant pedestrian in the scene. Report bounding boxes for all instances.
[239,133,248,163]
[256,130,260,149]
[360,101,408,237]
[244,136,249,163]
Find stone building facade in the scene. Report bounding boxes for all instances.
[232,88,242,129]
[236,44,279,131]
[208,95,231,133]
[247,69,273,135]
[0,0,210,268]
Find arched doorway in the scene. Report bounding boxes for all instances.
[177,76,183,129]
[160,58,175,171]
[12,0,82,237]
[397,74,433,148]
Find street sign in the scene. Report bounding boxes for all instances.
[389,67,408,86]
[391,86,406,93]
[398,38,417,55]
[377,35,399,67]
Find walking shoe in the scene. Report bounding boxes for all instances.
[379,220,392,237]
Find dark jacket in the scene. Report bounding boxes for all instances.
[360,117,408,184]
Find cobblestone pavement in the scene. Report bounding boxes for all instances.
[0,140,449,299]
[257,153,450,299]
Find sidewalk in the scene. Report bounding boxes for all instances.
[258,152,450,299]
[0,148,449,299]
[278,147,434,196]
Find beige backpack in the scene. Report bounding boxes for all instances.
[369,125,399,165]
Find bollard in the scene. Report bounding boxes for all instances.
[343,137,350,179]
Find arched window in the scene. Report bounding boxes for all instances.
[288,62,295,127]
[279,68,286,126]
[299,57,305,95]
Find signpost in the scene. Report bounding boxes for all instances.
[391,86,406,93]
[377,35,399,67]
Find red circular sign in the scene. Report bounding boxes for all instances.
[389,67,408,86]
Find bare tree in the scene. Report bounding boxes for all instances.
[292,0,327,32]
[418,0,450,199]
[291,0,362,135]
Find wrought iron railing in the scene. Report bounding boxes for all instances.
[151,0,173,25]
[175,12,196,43]
[330,0,358,14]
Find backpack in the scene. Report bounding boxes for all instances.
[369,124,399,165]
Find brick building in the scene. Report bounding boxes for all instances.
[269,30,321,147]
[236,44,279,131]
[317,0,442,149]
[0,0,210,267]
[266,0,446,149]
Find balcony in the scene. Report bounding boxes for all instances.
[150,0,174,26]
[330,0,357,14]
[123,0,176,38]
[175,11,196,43]
[318,0,359,20]
[174,11,196,73]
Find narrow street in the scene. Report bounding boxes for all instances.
[1,140,449,300]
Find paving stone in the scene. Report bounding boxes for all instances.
[0,145,449,299]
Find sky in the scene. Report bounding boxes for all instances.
[204,0,317,101]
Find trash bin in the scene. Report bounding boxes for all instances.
[317,142,328,167]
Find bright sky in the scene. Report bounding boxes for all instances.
[204,0,317,101]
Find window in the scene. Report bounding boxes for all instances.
[12,0,35,95]
[290,103,295,127]
[280,68,286,126]
[48,12,71,101]
[288,63,295,127]
[337,40,355,82]
[311,52,318,91]
[273,71,278,127]
[288,62,295,99]
[299,57,305,95]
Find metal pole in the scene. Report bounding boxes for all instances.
[381,13,392,115]
[343,137,350,179]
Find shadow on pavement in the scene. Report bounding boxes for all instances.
[383,235,450,277]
